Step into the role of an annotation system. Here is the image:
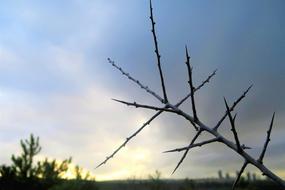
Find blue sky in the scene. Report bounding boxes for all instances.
[0,0,284,180]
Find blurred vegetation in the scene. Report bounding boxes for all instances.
[0,134,98,190]
[49,179,98,190]
[95,178,282,190]
[147,170,165,190]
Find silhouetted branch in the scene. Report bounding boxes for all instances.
[185,46,198,122]
[258,112,275,164]
[195,69,217,92]
[233,161,248,190]
[175,69,217,108]
[150,0,168,103]
[109,57,198,130]
[112,98,174,113]
[224,98,242,153]
[112,99,199,128]
[96,70,216,168]
[172,129,202,174]
[164,137,219,153]
[96,111,159,168]
[108,58,164,103]
[213,85,253,131]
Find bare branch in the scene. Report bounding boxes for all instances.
[258,112,275,164]
[113,98,198,129]
[96,69,216,168]
[175,69,217,108]
[171,130,202,174]
[108,58,198,131]
[95,111,160,168]
[108,58,164,103]
[164,139,252,153]
[163,137,220,153]
[112,98,174,113]
[185,45,198,122]
[194,69,217,92]
[150,0,168,103]
[232,161,248,190]
[224,98,242,153]
[214,85,253,131]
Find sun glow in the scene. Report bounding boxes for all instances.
[35,156,95,180]
[96,147,151,181]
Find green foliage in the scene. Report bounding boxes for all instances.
[0,165,16,179]
[74,165,91,180]
[0,134,96,190]
[11,134,41,179]
[40,157,72,180]
[39,157,72,188]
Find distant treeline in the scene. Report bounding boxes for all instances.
[96,179,283,190]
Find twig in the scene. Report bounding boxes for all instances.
[96,112,159,169]
[112,98,173,112]
[175,69,217,107]
[112,99,199,127]
[150,0,168,103]
[165,139,252,153]
[163,137,220,153]
[108,58,164,103]
[258,112,275,164]
[172,130,202,174]
[232,161,248,190]
[213,85,253,131]
[195,69,217,92]
[185,46,198,122]
[224,98,242,153]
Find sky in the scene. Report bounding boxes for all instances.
[0,0,285,181]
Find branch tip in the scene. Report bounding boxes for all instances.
[258,112,275,164]
[232,161,248,190]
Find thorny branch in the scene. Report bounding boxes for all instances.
[112,99,174,113]
[258,113,275,164]
[172,129,202,174]
[150,0,168,103]
[213,85,252,131]
[108,58,164,103]
[224,98,242,153]
[96,60,216,168]
[185,46,198,122]
[108,58,198,130]
[98,1,285,189]
[233,161,248,190]
[163,137,220,153]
